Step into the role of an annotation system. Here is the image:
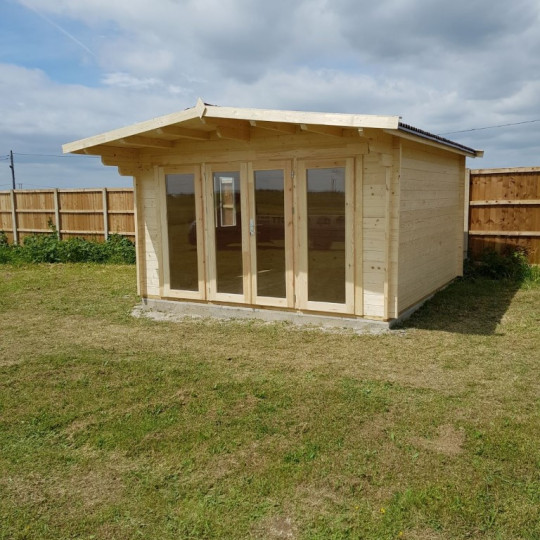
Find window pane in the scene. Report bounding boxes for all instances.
[255,170,285,298]
[307,167,346,304]
[214,171,243,294]
[166,173,198,291]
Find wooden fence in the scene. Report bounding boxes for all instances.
[0,188,135,243]
[2,170,539,264]
[467,167,540,264]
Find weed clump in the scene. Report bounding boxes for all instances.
[467,247,538,283]
[0,229,135,265]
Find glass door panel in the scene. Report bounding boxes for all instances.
[213,171,243,294]
[306,167,346,304]
[165,173,199,292]
[254,169,286,299]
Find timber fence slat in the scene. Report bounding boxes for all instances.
[468,167,540,263]
[0,188,135,243]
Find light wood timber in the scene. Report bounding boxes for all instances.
[345,157,355,314]
[202,163,214,300]
[247,162,257,306]
[63,101,400,154]
[300,124,345,138]
[240,162,251,303]
[470,166,540,175]
[284,161,295,309]
[132,176,142,296]
[200,117,251,131]
[389,138,402,319]
[354,155,364,316]
[470,199,540,206]
[397,139,463,313]
[383,166,392,321]
[249,120,298,135]
[155,126,211,140]
[295,161,307,309]
[215,124,251,142]
[469,231,540,237]
[119,136,174,149]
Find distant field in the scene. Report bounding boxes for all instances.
[0,264,539,539]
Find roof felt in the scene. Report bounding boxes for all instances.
[398,122,478,156]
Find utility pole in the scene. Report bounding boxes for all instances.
[9,150,15,190]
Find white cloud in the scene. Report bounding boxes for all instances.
[2,0,540,188]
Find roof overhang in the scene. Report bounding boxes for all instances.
[390,123,483,158]
[63,98,482,159]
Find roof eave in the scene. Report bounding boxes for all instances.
[389,124,482,158]
[62,105,204,154]
[63,98,401,155]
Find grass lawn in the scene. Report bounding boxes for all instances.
[0,264,539,539]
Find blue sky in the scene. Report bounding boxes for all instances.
[1,0,540,189]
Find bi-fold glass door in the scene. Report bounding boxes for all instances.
[205,162,292,306]
[161,159,354,314]
[296,159,355,314]
[249,161,293,308]
[160,167,205,300]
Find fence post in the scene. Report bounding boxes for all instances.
[10,189,18,245]
[53,188,61,239]
[102,187,109,241]
[464,168,470,261]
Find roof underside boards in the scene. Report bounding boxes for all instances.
[62,98,482,158]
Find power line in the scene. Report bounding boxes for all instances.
[12,152,100,159]
[21,182,60,189]
[439,118,540,136]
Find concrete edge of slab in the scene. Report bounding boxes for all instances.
[132,298,393,335]
[389,296,434,329]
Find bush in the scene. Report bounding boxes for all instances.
[468,247,533,281]
[0,231,136,265]
[101,234,137,264]
[0,231,20,263]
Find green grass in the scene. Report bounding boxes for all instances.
[0,265,539,539]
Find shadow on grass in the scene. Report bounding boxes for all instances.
[401,277,524,335]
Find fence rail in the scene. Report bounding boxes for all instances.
[0,188,135,243]
[468,167,540,264]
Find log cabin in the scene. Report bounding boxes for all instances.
[63,99,482,329]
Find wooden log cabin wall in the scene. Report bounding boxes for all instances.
[64,100,482,326]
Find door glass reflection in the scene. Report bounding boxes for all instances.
[214,171,243,294]
[166,173,198,291]
[255,170,286,298]
[307,167,346,303]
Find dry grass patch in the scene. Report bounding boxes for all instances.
[409,424,465,456]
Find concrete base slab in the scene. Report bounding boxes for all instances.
[132,298,393,335]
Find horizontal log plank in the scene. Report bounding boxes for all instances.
[469,231,540,237]
[470,199,540,206]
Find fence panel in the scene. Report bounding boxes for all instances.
[0,192,15,242]
[0,188,135,243]
[107,189,135,237]
[468,167,540,264]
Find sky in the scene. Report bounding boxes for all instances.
[1,0,539,189]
